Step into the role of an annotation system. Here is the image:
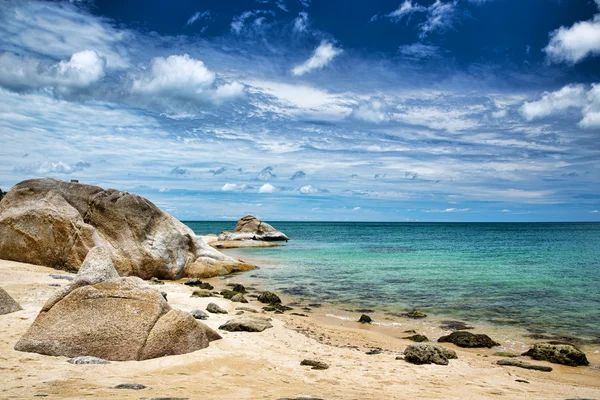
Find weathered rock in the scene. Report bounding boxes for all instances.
[440,320,474,330]
[217,215,289,242]
[190,309,209,320]
[211,240,282,249]
[206,302,228,314]
[0,287,22,315]
[184,279,213,290]
[366,348,383,355]
[404,343,457,365]
[227,283,246,293]
[112,383,146,390]
[220,289,241,299]
[404,310,427,319]
[262,304,293,313]
[522,342,589,367]
[230,293,248,303]
[404,334,429,342]
[358,314,372,324]
[191,289,212,298]
[219,316,273,332]
[235,307,258,313]
[300,359,329,370]
[149,277,164,285]
[438,331,499,348]
[14,276,215,361]
[258,291,281,304]
[0,178,252,279]
[497,359,553,372]
[494,351,519,358]
[67,356,110,365]
[160,291,168,301]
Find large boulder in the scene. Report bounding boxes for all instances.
[14,276,220,361]
[0,287,22,315]
[438,331,499,348]
[217,215,289,242]
[403,343,457,365]
[522,342,589,367]
[0,178,253,279]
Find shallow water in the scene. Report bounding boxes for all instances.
[187,221,600,341]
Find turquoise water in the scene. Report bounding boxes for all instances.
[186,222,600,341]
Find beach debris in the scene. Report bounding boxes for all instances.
[366,348,383,355]
[218,215,289,242]
[49,274,74,281]
[184,278,214,290]
[67,356,110,365]
[300,359,330,370]
[226,283,246,293]
[440,320,474,331]
[149,277,164,285]
[111,383,146,390]
[403,343,457,366]
[235,307,258,313]
[191,289,212,298]
[230,293,248,303]
[515,379,530,384]
[291,313,308,317]
[190,309,209,320]
[206,303,228,314]
[522,342,589,366]
[404,334,429,342]
[258,291,282,304]
[219,316,273,332]
[438,331,499,348]
[404,310,427,319]
[358,314,372,324]
[497,359,553,372]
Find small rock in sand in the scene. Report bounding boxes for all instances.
[358,314,372,324]
[191,289,212,298]
[219,316,273,332]
[111,383,146,390]
[522,342,589,366]
[300,359,329,370]
[235,307,258,313]
[48,283,61,287]
[206,303,228,314]
[190,309,209,320]
[184,279,213,290]
[230,293,248,303]
[49,274,74,281]
[67,356,110,364]
[404,334,429,342]
[226,283,246,293]
[366,348,383,355]
[258,291,282,304]
[149,277,164,285]
[438,331,499,348]
[0,287,22,315]
[404,343,457,366]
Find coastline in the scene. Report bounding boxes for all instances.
[1,258,599,399]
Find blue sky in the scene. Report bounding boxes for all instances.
[1,0,599,222]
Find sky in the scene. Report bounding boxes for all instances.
[0,0,599,222]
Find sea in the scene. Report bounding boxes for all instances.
[185,221,600,342]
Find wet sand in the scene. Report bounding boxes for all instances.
[1,258,599,400]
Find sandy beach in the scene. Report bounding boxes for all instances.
[1,258,599,400]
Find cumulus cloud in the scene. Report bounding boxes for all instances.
[521,83,600,128]
[299,184,327,194]
[545,13,600,64]
[13,160,91,175]
[293,12,309,32]
[222,183,248,191]
[292,41,342,76]
[0,50,106,93]
[258,183,276,193]
[130,54,244,105]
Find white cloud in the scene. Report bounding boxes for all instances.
[353,206,361,211]
[13,160,91,175]
[521,83,600,128]
[292,41,342,76]
[231,10,272,34]
[293,12,309,32]
[500,209,511,213]
[0,50,106,93]
[545,14,600,64]
[420,0,458,38]
[185,11,210,27]
[424,208,471,213]
[258,183,276,193]
[299,184,327,194]
[350,99,390,123]
[398,43,441,59]
[130,54,244,104]
[387,1,426,21]
[592,210,599,213]
[222,183,248,192]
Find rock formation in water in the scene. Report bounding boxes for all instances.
[217,215,289,242]
[14,247,220,361]
[0,178,253,279]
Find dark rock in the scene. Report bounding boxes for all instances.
[522,342,589,367]
[404,334,429,342]
[404,343,457,366]
[358,314,372,324]
[49,274,74,281]
[307,303,322,308]
[221,289,241,299]
[149,277,164,285]
[184,279,213,290]
[300,359,329,370]
[278,398,324,400]
[258,291,281,304]
[262,304,293,313]
[404,310,427,319]
[111,383,146,390]
[291,313,308,317]
[67,356,110,364]
[440,320,474,330]
[0,287,22,315]
[494,351,519,358]
[190,309,209,320]
[206,303,228,314]
[191,289,212,298]
[230,293,248,303]
[160,291,168,301]
[438,331,499,348]
[226,283,246,293]
[403,329,417,334]
[48,283,61,287]
[219,316,273,332]
[497,359,553,372]
[515,379,529,384]
[366,348,383,355]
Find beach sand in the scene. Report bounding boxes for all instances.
[1,259,599,400]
